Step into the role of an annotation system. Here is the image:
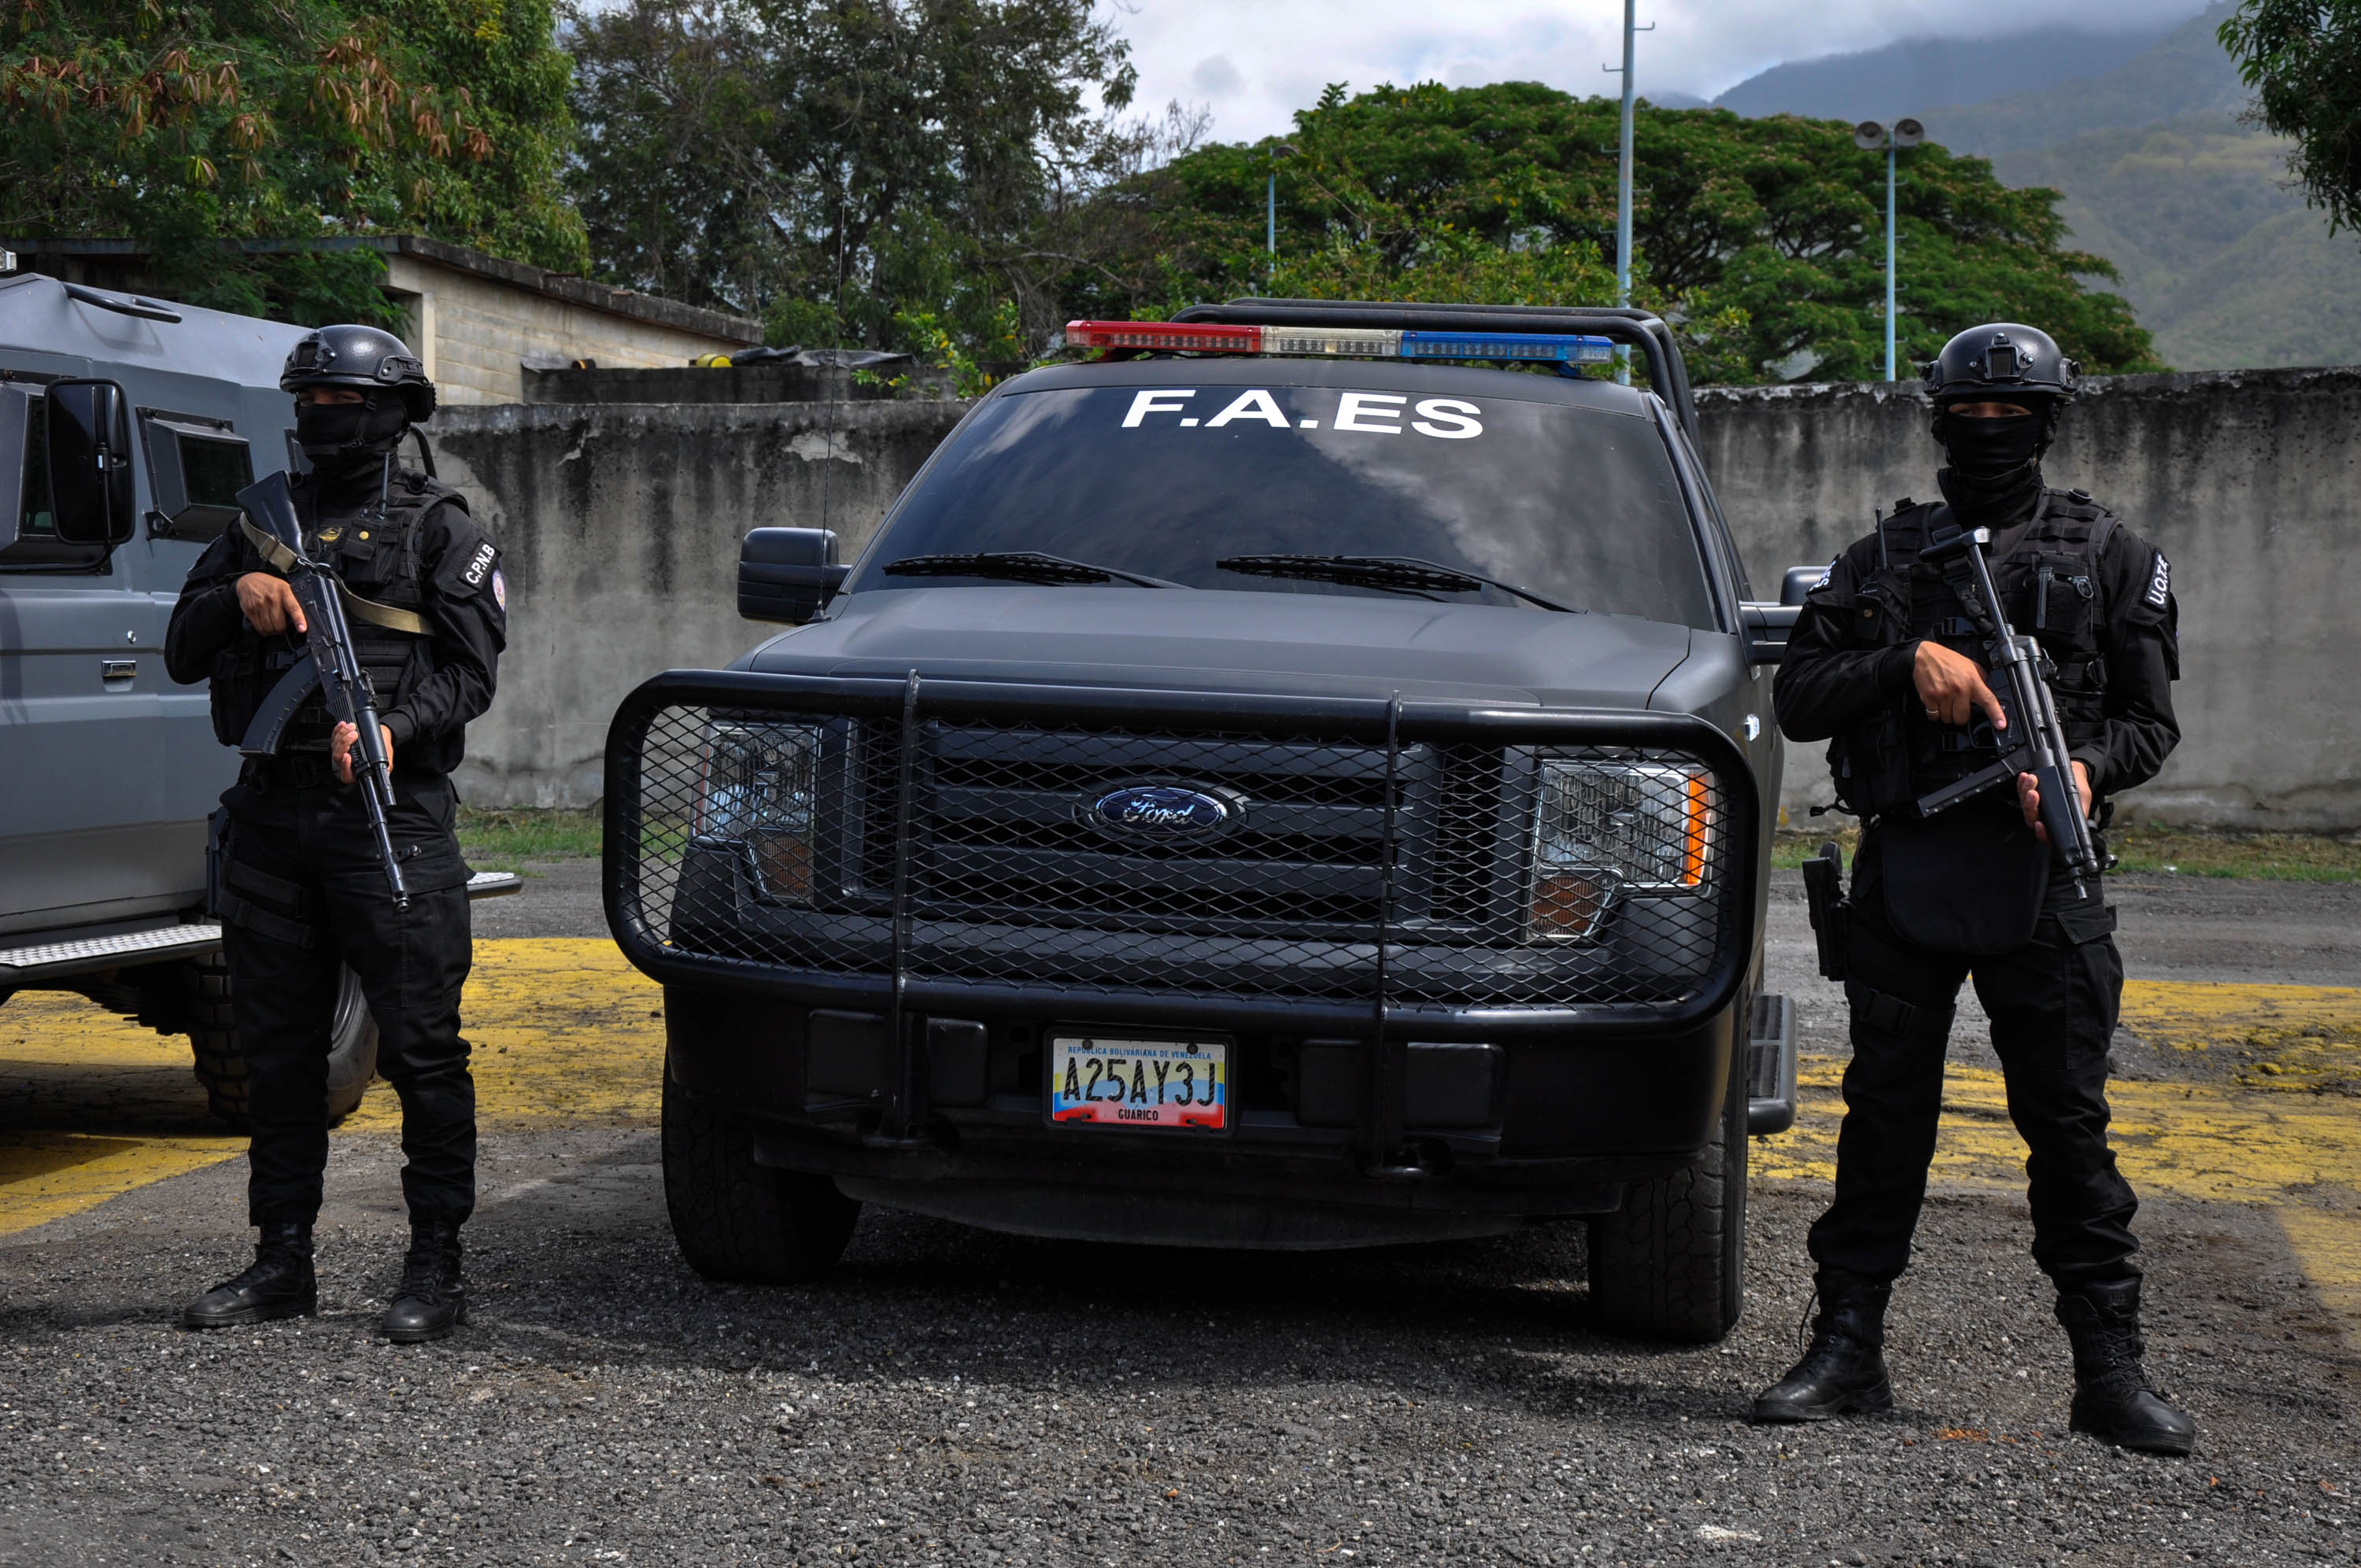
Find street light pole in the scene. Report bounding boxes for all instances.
[1266,142,1298,287]
[1853,118,1923,381]
[1268,168,1277,283]
[1885,136,1897,381]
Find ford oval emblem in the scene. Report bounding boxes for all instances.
[1086,784,1240,840]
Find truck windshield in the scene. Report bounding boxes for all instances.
[846,382,1717,628]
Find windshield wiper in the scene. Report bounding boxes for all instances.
[1214,555,1581,613]
[881,551,1186,589]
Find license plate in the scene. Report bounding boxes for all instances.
[1048,1035,1229,1131]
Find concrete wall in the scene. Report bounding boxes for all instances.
[386,254,760,408]
[435,367,2361,829]
[430,398,971,806]
[1697,366,2361,832]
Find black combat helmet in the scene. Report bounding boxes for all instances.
[1919,323,2078,406]
[279,323,437,422]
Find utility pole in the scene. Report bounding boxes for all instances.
[1853,118,1923,380]
[1605,2,1650,385]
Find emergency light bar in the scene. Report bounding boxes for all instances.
[1064,320,1617,367]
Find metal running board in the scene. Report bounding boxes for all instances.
[0,870,525,986]
[0,922,224,984]
[1746,992,1798,1136]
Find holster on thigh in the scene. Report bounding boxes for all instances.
[1846,979,1955,1043]
[218,857,316,950]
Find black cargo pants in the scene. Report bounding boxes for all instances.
[1806,827,2138,1292]
[216,763,476,1228]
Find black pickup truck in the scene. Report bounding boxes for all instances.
[604,301,1805,1342]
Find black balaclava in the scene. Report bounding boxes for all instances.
[1931,399,2056,529]
[294,391,408,509]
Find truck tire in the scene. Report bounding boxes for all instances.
[663,1064,859,1285]
[187,954,379,1127]
[1587,1021,1748,1343]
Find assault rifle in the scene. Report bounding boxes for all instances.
[1914,526,2101,900]
[234,470,410,909]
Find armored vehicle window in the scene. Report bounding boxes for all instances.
[0,387,111,569]
[848,382,1716,628]
[141,412,253,541]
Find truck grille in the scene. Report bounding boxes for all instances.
[615,692,1741,1011]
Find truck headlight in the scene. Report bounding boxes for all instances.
[696,722,822,903]
[1532,758,1714,939]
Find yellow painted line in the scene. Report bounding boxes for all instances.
[0,1135,250,1238]
[2278,1200,2361,1327]
[2120,980,2361,1093]
[1757,1058,2361,1201]
[0,939,664,1237]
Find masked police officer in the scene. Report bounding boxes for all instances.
[164,325,506,1343]
[1755,324,2192,1455]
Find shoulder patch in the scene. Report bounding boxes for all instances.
[460,540,497,589]
[491,568,507,612]
[2144,549,2171,610]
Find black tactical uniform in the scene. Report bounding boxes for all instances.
[164,325,505,1343]
[1753,324,2195,1455]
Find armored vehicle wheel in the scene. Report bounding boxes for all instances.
[187,953,380,1127]
[1587,1023,1748,1343]
[663,1063,859,1285]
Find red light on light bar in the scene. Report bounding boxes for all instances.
[1065,320,1259,353]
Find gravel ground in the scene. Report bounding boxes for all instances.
[5,860,2357,1566]
[4,1139,2353,1568]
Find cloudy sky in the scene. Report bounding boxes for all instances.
[1117,0,2214,142]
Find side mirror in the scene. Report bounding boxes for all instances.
[1780,564,1828,607]
[45,379,135,548]
[739,527,848,625]
[1740,603,1800,666]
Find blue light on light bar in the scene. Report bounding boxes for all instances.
[1398,331,1617,365]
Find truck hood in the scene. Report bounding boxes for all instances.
[741,585,1695,708]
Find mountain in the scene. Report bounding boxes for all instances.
[1711,23,2185,126]
[1920,5,2248,158]
[1996,116,2361,371]
[1706,5,2361,372]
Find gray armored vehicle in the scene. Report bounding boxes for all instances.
[607,301,1806,1341]
[0,270,512,1122]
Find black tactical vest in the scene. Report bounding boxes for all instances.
[1827,488,2117,819]
[209,469,468,751]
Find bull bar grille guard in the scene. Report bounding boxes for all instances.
[606,670,1757,1059]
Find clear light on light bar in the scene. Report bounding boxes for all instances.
[1063,320,1616,367]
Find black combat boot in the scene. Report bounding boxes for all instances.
[381,1219,467,1344]
[181,1222,317,1329]
[2055,1278,2195,1455]
[1752,1269,1895,1422]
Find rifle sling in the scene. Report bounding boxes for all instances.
[239,517,431,636]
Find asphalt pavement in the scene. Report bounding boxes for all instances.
[2,860,2356,1567]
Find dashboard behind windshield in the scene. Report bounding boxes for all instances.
[845,380,1717,628]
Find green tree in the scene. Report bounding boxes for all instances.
[564,0,1158,357]
[1072,81,2161,385]
[0,0,583,323]
[2221,0,2361,235]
